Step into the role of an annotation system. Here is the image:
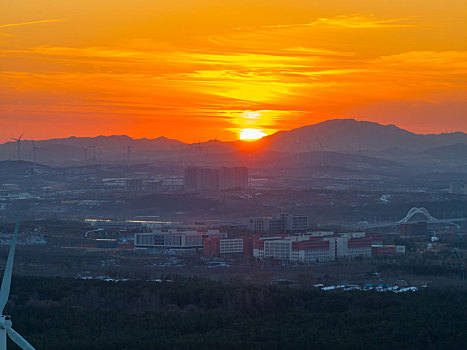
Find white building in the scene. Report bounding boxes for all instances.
[264,240,292,260]
[253,233,382,263]
[134,229,226,255]
[220,238,244,254]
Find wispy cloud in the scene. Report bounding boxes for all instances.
[313,15,415,28]
[377,50,467,66]
[264,15,415,30]
[0,19,62,29]
[281,47,355,57]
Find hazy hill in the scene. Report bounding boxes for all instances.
[0,136,187,166]
[423,143,467,163]
[0,160,48,177]
[0,119,466,166]
[259,119,467,154]
[0,160,59,184]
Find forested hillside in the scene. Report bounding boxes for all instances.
[5,276,467,349]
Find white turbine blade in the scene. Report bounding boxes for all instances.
[6,328,35,350]
[0,221,19,314]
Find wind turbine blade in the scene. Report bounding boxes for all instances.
[6,328,36,350]
[18,133,24,140]
[0,220,19,314]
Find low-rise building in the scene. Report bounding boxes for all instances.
[372,245,406,257]
[293,240,334,263]
[135,228,226,255]
[203,237,247,257]
[346,238,373,258]
[252,232,383,263]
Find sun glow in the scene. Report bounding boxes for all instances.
[0,2,465,142]
[239,128,267,141]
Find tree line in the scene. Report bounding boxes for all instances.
[5,276,467,349]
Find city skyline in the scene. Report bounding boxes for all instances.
[1,1,466,143]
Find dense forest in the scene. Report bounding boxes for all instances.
[5,276,467,349]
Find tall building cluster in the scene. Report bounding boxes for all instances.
[248,213,308,234]
[125,177,184,193]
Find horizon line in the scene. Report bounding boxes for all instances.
[0,118,465,145]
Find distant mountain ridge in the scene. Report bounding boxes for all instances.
[423,143,467,162]
[260,119,467,153]
[0,119,466,166]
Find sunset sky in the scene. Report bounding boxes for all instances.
[1,0,466,143]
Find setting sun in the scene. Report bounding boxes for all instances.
[0,1,466,142]
[239,128,267,141]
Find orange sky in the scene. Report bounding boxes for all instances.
[1,0,466,143]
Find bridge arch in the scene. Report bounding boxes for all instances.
[398,207,439,224]
[398,207,459,227]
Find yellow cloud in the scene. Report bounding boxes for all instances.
[377,50,467,67]
[0,19,62,29]
[281,47,354,56]
[314,15,416,28]
[262,15,415,30]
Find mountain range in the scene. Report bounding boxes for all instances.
[260,119,467,153]
[1,119,466,167]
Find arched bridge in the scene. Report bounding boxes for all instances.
[357,207,464,229]
[398,207,442,224]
